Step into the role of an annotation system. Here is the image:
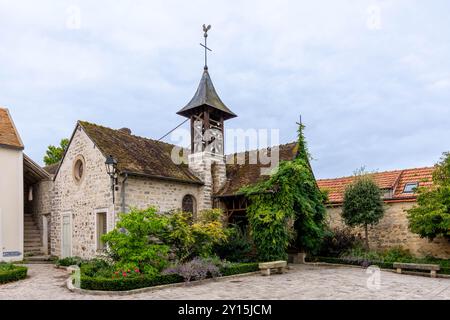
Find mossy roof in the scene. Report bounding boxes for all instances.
[78,121,202,184]
[216,142,299,196]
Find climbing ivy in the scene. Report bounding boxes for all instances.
[240,124,327,262]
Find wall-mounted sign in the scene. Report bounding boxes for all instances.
[2,251,22,257]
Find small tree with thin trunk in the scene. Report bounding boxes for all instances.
[341,171,384,249]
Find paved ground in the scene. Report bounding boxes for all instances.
[1,264,450,300]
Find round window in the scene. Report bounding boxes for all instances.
[73,156,85,183]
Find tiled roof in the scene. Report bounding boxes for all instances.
[77,121,203,184]
[0,108,23,149]
[317,167,435,204]
[216,142,299,196]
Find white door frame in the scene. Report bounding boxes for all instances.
[94,208,108,251]
[60,211,72,258]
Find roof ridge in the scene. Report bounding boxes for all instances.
[78,120,185,150]
[225,141,297,158]
[317,166,435,182]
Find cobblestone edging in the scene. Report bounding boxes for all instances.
[306,262,450,279]
[66,271,261,296]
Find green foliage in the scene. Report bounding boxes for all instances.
[341,171,384,248]
[79,262,259,291]
[162,209,227,262]
[56,256,84,267]
[317,228,363,257]
[0,263,28,284]
[219,262,259,276]
[101,207,170,275]
[240,124,327,261]
[43,138,69,166]
[214,225,256,262]
[407,152,450,240]
[80,273,183,291]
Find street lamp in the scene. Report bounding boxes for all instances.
[105,155,118,204]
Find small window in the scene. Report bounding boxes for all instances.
[403,182,418,193]
[73,156,85,183]
[182,195,197,215]
[96,212,107,250]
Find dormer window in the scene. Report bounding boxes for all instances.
[403,182,418,193]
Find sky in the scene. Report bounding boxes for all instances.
[1,0,449,179]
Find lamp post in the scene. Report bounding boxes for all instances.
[105,155,118,204]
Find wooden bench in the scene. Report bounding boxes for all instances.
[258,261,287,276]
[393,262,440,278]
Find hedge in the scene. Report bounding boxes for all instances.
[0,266,28,284]
[220,262,259,276]
[307,256,394,269]
[307,256,450,275]
[79,262,260,291]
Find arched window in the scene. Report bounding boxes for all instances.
[182,195,197,215]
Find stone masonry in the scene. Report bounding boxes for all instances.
[188,151,226,212]
[326,202,450,258]
[51,125,113,259]
[120,175,201,214]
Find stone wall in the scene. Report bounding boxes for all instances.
[188,151,226,211]
[51,125,113,259]
[120,175,201,214]
[326,202,450,258]
[31,179,53,253]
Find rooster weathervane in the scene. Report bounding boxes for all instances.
[200,24,212,70]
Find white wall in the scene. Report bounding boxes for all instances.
[0,147,23,262]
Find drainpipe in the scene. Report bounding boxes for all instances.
[121,173,128,214]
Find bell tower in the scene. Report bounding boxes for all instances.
[177,25,237,210]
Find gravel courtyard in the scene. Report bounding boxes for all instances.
[1,264,449,300]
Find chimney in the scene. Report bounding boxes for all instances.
[119,127,131,135]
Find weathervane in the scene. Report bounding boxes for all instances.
[200,24,212,70]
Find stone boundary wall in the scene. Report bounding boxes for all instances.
[326,201,450,259]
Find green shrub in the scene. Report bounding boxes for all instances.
[101,207,170,275]
[80,273,184,291]
[381,247,414,263]
[317,228,363,257]
[219,262,259,276]
[0,264,28,284]
[79,262,258,291]
[214,225,256,262]
[407,152,450,240]
[56,256,84,267]
[162,209,227,262]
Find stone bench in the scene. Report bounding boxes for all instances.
[258,261,287,276]
[393,262,440,278]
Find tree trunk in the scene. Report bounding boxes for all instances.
[364,224,370,250]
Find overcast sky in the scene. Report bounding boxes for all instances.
[1,0,449,178]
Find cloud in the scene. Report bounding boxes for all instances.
[0,0,449,179]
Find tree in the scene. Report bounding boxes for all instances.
[43,138,69,166]
[407,152,450,240]
[341,171,384,249]
[241,124,327,261]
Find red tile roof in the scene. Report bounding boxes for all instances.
[317,167,434,205]
[0,108,23,149]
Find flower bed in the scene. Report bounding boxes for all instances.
[0,263,28,284]
[79,262,259,292]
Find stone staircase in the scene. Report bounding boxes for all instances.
[24,214,44,257]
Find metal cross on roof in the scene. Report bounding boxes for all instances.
[200,24,212,70]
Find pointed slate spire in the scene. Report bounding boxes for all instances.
[177,68,237,120]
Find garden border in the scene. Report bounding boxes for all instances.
[306,262,450,279]
[66,270,260,296]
